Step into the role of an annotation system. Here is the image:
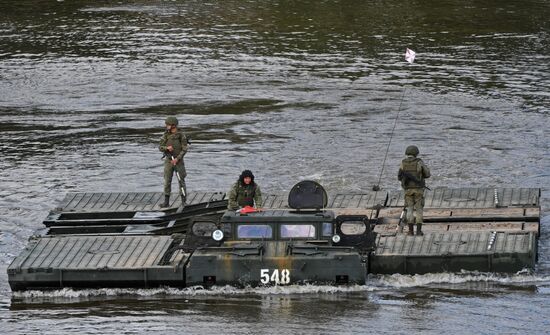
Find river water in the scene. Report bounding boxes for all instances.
[0,0,549,334]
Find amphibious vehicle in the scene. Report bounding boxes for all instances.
[7,181,541,291]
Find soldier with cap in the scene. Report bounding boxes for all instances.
[398,145,431,235]
[227,170,263,211]
[159,116,188,208]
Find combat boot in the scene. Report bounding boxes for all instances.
[416,223,424,236]
[407,224,414,236]
[160,195,170,208]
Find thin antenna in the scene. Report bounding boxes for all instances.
[369,48,415,221]
[373,88,407,191]
[372,48,415,191]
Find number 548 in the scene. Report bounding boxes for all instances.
[260,269,290,284]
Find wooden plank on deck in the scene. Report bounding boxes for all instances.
[387,188,540,208]
[378,207,540,221]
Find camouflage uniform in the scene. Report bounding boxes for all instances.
[159,130,188,199]
[227,181,263,210]
[398,146,430,235]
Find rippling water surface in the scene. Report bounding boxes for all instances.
[1,1,549,334]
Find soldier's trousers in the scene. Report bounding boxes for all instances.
[404,188,424,224]
[164,159,187,197]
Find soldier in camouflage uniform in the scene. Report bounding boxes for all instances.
[227,170,263,210]
[398,145,431,235]
[159,116,188,208]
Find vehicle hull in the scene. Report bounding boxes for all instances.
[185,242,367,287]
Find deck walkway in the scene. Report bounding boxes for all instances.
[7,187,542,289]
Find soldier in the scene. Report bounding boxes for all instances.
[227,170,263,211]
[159,116,188,208]
[398,145,431,236]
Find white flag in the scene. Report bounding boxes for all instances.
[405,48,416,63]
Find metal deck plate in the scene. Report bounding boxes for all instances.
[370,231,537,274]
[374,231,535,256]
[328,192,388,209]
[9,235,175,271]
[386,188,540,208]
[56,191,225,212]
[374,222,540,235]
[261,194,290,209]
[53,188,540,212]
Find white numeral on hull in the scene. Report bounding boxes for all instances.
[260,269,290,284]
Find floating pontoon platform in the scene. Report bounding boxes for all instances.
[7,188,541,290]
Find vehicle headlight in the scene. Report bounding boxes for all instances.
[332,234,341,243]
[212,229,224,241]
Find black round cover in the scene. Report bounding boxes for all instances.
[288,180,328,209]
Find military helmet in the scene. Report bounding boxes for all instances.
[405,145,419,156]
[165,116,179,126]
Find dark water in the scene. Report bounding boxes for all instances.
[1,0,549,333]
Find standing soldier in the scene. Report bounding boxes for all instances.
[159,116,188,208]
[227,170,263,211]
[398,145,430,235]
